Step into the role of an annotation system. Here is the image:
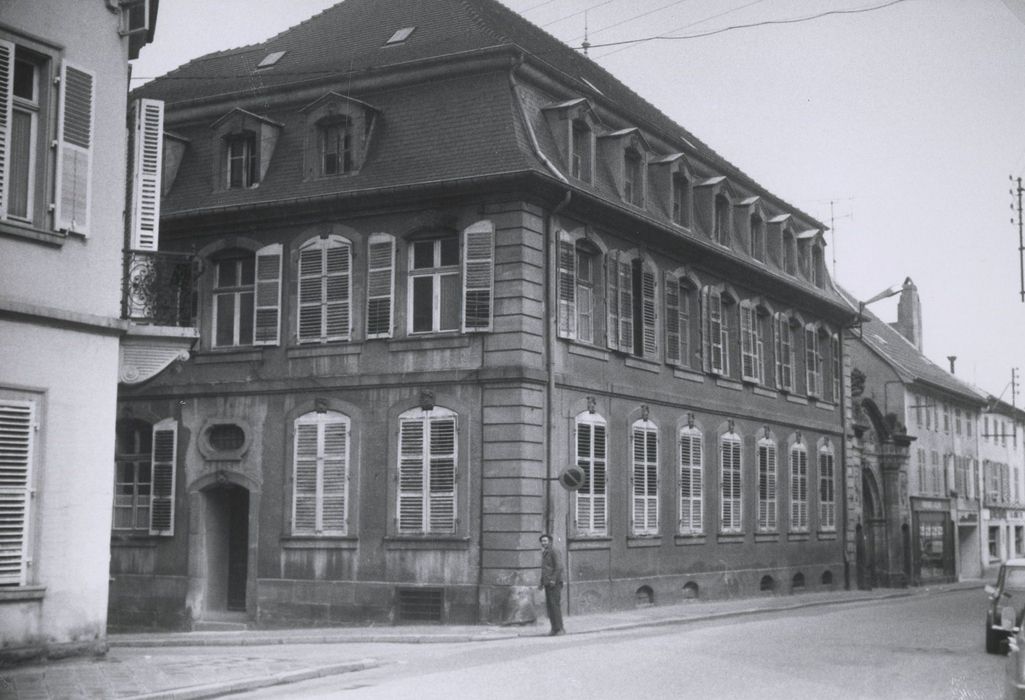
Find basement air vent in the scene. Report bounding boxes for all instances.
[396,587,443,623]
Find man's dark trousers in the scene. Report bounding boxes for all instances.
[544,583,563,633]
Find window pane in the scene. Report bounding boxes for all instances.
[440,273,459,330]
[413,241,434,269]
[412,276,433,332]
[13,58,35,100]
[9,110,33,219]
[240,257,255,286]
[215,294,235,346]
[216,260,237,288]
[440,238,459,266]
[239,291,255,344]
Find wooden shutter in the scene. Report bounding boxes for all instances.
[297,244,323,342]
[805,327,819,396]
[0,400,34,585]
[254,243,282,345]
[366,233,395,338]
[575,417,607,534]
[758,442,777,531]
[54,62,95,234]
[462,220,494,332]
[606,252,620,350]
[708,290,724,374]
[557,238,577,339]
[740,305,756,380]
[293,420,319,533]
[149,418,177,536]
[640,266,657,358]
[617,259,633,353]
[321,417,348,534]
[819,449,835,529]
[0,40,14,221]
[791,446,808,531]
[664,274,681,365]
[324,239,352,340]
[428,417,456,533]
[679,430,703,533]
[128,99,164,251]
[398,418,425,533]
[632,423,658,534]
[720,436,741,532]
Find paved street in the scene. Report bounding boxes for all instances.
[0,584,1004,699]
[236,588,1003,700]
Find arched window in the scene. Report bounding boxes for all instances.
[631,419,658,535]
[575,411,608,535]
[757,435,778,532]
[790,439,809,532]
[298,235,352,343]
[397,406,457,534]
[293,411,350,535]
[720,431,742,533]
[679,425,703,534]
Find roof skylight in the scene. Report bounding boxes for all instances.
[386,27,416,45]
[257,51,286,69]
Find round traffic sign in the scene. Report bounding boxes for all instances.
[559,465,586,491]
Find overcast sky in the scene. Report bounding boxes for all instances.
[130,0,1025,401]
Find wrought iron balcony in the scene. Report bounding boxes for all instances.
[122,250,197,327]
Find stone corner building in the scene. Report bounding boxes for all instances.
[110,0,855,630]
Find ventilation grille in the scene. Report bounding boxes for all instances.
[396,587,443,623]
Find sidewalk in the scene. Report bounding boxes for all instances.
[0,581,981,700]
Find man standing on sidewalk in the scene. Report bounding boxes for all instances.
[539,534,565,635]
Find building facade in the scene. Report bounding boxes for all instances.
[110,0,855,630]
[844,281,986,588]
[979,398,1025,578]
[0,0,180,661]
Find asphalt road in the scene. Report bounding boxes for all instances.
[231,588,1004,699]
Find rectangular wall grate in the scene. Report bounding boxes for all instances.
[396,587,443,623]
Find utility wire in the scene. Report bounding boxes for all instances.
[541,0,619,29]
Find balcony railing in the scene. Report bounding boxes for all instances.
[122,250,197,327]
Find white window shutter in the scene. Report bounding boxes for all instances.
[606,252,620,350]
[297,244,323,342]
[398,418,425,533]
[640,267,657,358]
[128,99,164,251]
[462,220,494,332]
[254,243,282,345]
[366,233,395,338]
[617,260,633,353]
[324,242,351,340]
[664,274,681,365]
[0,40,14,221]
[149,418,177,536]
[428,417,456,533]
[54,62,95,234]
[557,238,577,339]
[0,400,35,585]
[321,418,349,534]
[292,420,319,534]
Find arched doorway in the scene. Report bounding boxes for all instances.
[860,468,885,589]
[202,484,249,613]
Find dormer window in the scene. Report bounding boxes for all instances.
[571,119,592,182]
[750,213,765,262]
[624,148,643,206]
[812,243,825,287]
[672,173,689,227]
[714,194,731,247]
[301,92,378,180]
[226,132,258,189]
[783,229,797,275]
[320,116,353,175]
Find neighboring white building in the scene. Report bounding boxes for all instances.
[979,397,1025,577]
[0,0,191,662]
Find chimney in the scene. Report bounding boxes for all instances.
[894,277,922,351]
[947,355,957,374]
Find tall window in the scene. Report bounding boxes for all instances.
[819,444,835,530]
[631,420,658,535]
[571,120,592,182]
[298,236,352,343]
[740,302,763,383]
[783,231,796,275]
[1,398,35,585]
[943,404,950,433]
[624,148,643,206]
[664,273,691,367]
[606,250,633,353]
[409,236,459,333]
[114,420,152,531]
[397,407,456,534]
[557,237,597,344]
[757,437,778,532]
[703,287,730,376]
[293,411,349,535]
[575,412,608,535]
[775,313,794,392]
[366,233,395,338]
[931,451,941,494]
[226,132,258,188]
[213,251,255,347]
[790,442,808,532]
[812,245,825,287]
[917,449,927,493]
[679,426,703,534]
[632,259,657,358]
[750,214,765,261]
[672,173,689,227]
[720,432,742,533]
[714,194,731,246]
[320,117,352,175]
[805,325,822,397]
[830,334,841,402]
[8,53,41,222]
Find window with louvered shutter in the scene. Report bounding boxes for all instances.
[0,399,34,585]
[819,446,835,530]
[397,408,457,534]
[575,412,607,535]
[292,411,349,535]
[617,259,633,354]
[557,238,577,339]
[678,427,703,534]
[114,420,152,531]
[575,247,595,344]
[462,220,494,332]
[830,334,841,403]
[757,439,777,532]
[664,275,682,365]
[606,252,621,350]
[254,243,282,345]
[805,326,821,397]
[128,99,163,251]
[639,265,657,358]
[631,421,658,535]
[54,62,94,234]
[149,418,177,536]
[775,314,793,391]
[298,236,351,343]
[790,444,808,532]
[740,303,760,382]
[366,233,395,338]
[720,434,742,533]
[707,289,724,375]
[0,40,12,222]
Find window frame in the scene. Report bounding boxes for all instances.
[114,420,154,532]
[225,131,258,189]
[0,397,36,585]
[757,436,778,532]
[396,406,458,535]
[678,425,704,535]
[818,443,836,531]
[297,234,352,343]
[575,411,608,536]
[631,419,659,536]
[292,410,350,536]
[720,431,742,534]
[790,441,809,532]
